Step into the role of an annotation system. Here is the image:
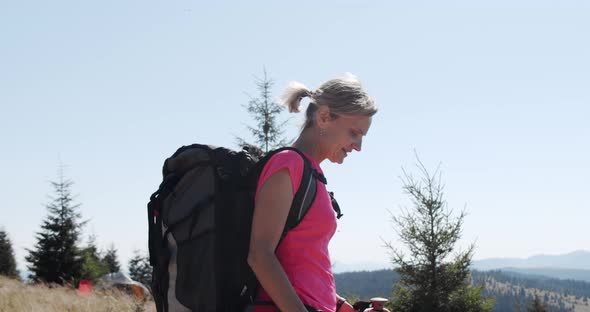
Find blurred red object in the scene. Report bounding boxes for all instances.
[78,280,93,296]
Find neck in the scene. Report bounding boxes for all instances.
[291,128,324,164]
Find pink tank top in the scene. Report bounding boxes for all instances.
[253,150,338,312]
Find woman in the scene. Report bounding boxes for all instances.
[247,74,378,312]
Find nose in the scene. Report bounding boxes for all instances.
[352,137,362,152]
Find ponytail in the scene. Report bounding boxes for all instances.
[280,81,313,113]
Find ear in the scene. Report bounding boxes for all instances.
[315,105,333,129]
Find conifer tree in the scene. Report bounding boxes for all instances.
[387,159,494,312]
[80,234,108,283]
[0,228,19,279]
[102,243,121,273]
[237,69,289,158]
[25,170,85,285]
[527,295,548,312]
[128,250,151,287]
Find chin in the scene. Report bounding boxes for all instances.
[329,156,345,164]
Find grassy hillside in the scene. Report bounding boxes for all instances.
[473,270,590,299]
[473,271,590,312]
[0,276,156,312]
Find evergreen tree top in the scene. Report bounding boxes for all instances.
[238,69,289,155]
[25,170,85,285]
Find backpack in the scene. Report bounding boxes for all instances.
[147,144,343,312]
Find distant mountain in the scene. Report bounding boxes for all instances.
[473,250,590,271]
[497,267,590,283]
[334,251,590,274]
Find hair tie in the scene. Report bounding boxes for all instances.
[298,90,314,102]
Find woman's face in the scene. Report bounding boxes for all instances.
[321,113,372,164]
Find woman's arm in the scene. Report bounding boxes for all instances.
[247,169,308,312]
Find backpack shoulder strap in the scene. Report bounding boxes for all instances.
[283,148,320,234]
[261,147,326,236]
[258,147,342,241]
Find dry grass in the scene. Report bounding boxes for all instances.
[0,276,156,312]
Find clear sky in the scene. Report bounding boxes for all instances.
[1,0,589,274]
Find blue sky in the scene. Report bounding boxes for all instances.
[1,0,589,274]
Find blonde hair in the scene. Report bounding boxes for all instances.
[280,73,377,129]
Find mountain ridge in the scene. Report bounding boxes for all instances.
[473,250,590,271]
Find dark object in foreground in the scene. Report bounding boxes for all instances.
[353,301,371,311]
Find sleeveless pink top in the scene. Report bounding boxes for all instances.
[253,150,338,312]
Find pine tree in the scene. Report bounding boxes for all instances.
[237,69,289,158]
[128,250,151,287]
[80,234,108,283]
[102,243,120,273]
[387,158,495,312]
[25,170,85,285]
[527,295,548,312]
[0,228,19,279]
